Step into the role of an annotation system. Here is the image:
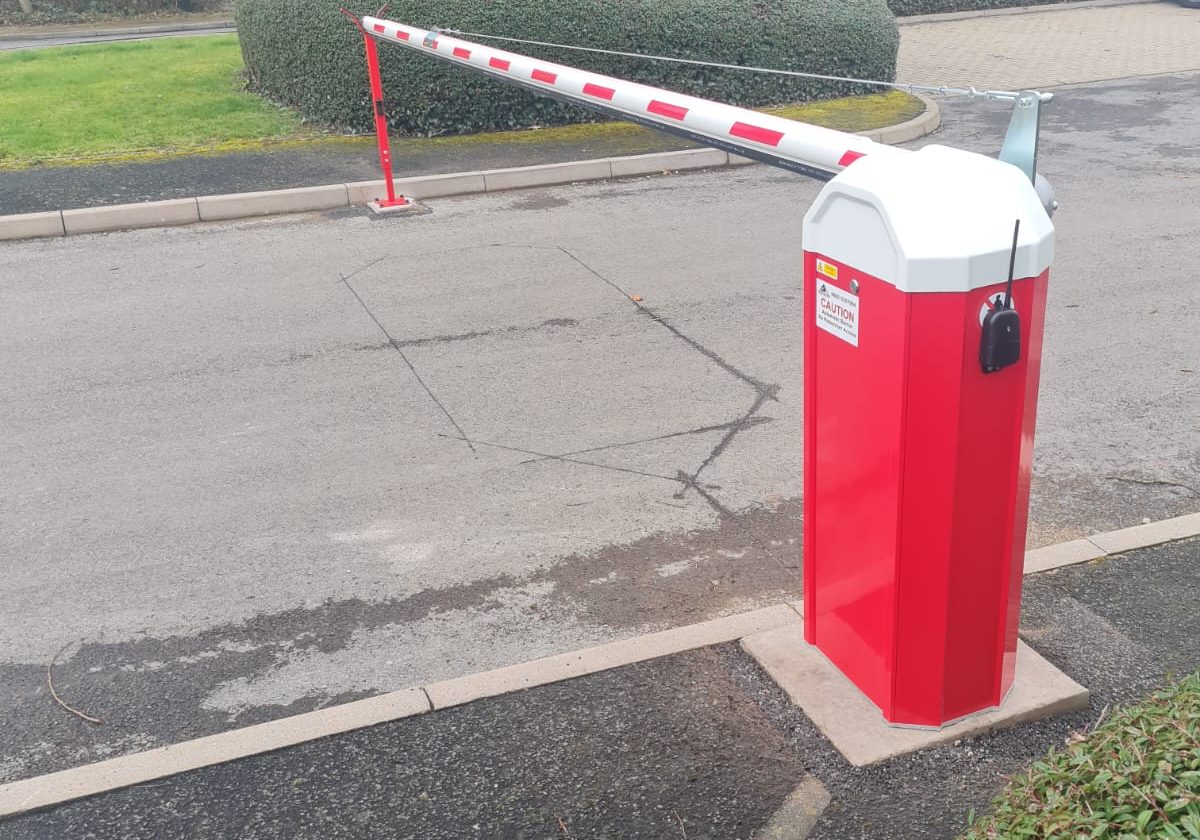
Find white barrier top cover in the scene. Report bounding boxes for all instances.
[804,145,1056,293]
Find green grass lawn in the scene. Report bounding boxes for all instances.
[0,34,925,171]
[0,34,307,169]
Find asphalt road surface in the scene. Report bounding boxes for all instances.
[1,71,1198,784]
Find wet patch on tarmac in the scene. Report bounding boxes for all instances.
[0,497,801,784]
[507,193,572,211]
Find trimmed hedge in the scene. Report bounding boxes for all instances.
[888,0,1075,15]
[236,0,898,137]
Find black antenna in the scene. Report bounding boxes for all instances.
[1003,218,1020,309]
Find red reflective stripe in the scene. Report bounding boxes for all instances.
[839,150,866,167]
[730,122,784,147]
[372,23,386,33]
[489,57,510,71]
[531,68,557,84]
[583,82,616,101]
[647,100,688,121]
[396,31,410,40]
[453,47,471,59]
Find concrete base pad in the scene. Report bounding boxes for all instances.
[366,199,429,216]
[741,625,1089,766]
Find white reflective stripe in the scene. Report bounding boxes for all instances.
[363,16,905,177]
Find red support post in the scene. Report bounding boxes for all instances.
[358,27,409,208]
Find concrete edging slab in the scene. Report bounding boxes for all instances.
[1024,510,1200,573]
[0,210,64,240]
[62,198,198,234]
[753,775,831,840]
[196,184,349,222]
[424,604,800,710]
[741,626,1089,767]
[0,688,430,818]
[1087,510,1200,555]
[0,95,941,242]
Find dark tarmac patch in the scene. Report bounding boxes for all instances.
[507,194,572,211]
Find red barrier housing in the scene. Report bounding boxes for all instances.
[801,145,1055,727]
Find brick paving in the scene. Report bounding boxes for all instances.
[898,1,1200,89]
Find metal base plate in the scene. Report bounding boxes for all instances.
[367,199,429,216]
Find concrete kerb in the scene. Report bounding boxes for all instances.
[62,197,198,235]
[0,96,941,242]
[196,183,350,222]
[0,210,64,240]
[423,604,800,710]
[0,510,1195,818]
[1025,510,1200,573]
[753,775,832,840]
[0,688,431,818]
[1087,510,1200,555]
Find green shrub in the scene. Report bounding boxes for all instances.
[888,0,1075,15]
[235,0,899,137]
[964,671,1200,839]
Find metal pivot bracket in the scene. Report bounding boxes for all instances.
[999,91,1057,215]
[999,91,1046,182]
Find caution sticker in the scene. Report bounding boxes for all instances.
[815,258,839,281]
[816,280,859,347]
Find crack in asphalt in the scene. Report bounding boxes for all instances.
[354,318,579,351]
[515,415,774,466]
[338,269,477,455]
[1105,473,1198,496]
[556,246,779,401]
[553,247,782,523]
[336,246,781,489]
[435,433,704,486]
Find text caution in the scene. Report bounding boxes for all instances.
[816,281,859,347]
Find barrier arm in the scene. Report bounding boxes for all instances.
[360,16,908,183]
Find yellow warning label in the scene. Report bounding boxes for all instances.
[816,258,838,281]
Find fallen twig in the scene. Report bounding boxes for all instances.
[556,815,571,838]
[47,641,102,725]
[674,809,688,838]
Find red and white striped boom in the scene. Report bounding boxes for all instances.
[362,16,908,182]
